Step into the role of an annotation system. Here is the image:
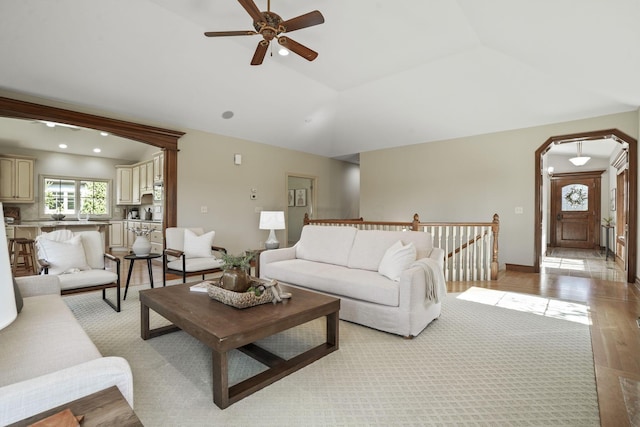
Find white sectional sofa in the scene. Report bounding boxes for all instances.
[260,225,447,337]
[0,275,134,425]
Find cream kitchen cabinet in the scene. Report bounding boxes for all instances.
[132,165,141,204]
[139,160,153,195]
[109,221,125,249]
[0,155,34,203]
[153,152,164,183]
[116,166,133,205]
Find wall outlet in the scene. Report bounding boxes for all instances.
[200,206,208,213]
[515,207,524,214]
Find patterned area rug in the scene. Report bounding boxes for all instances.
[65,286,600,426]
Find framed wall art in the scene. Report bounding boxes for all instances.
[295,189,306,207]
[288,189,295,207]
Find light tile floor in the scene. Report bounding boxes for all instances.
[541,247,626,282]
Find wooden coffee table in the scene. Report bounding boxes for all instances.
[139,282,340,409]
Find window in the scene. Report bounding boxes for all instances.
[42,176,111,217]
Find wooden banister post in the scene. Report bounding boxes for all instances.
[491,213,500,280]
[303,213,310,226]
[412,213,420,231]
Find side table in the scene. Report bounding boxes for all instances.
[8,386,142,427]
[124,252,162,300]
[245,248,267,277]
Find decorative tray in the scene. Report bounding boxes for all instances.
[205,278,274,309]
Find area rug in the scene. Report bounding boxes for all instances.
[64,286,600,426]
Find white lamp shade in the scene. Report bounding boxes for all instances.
[259,211,286,230]
[0,203,18,330]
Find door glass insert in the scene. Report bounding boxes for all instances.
[561,184,588,211]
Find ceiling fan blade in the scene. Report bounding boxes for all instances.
[251,41,269,65]
[277,36,318,61]
[204,30,257,37]
[238,0,265,24]
[280,10,325,33]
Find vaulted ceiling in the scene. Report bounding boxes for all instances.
[1,1,638,161]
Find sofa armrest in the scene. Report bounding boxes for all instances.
[259,246,297,278]
[0,356,134,426]
[15,275,61,297]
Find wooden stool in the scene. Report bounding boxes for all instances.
[9,238,37,276]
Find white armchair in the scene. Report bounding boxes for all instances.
[163,227,227,286]
[36,230,121,312]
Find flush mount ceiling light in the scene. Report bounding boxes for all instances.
[569,142,590,166]
[58,144,67,149]
[39,120,80,130]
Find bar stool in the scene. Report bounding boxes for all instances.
[9,238,37,276]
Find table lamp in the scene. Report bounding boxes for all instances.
[259,211,286,249]
[0,203,18,330]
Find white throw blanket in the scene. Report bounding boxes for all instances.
[409,258,447,303]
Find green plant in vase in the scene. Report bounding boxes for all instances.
[220,252,255,293]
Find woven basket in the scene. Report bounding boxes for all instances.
[206,278,274,309]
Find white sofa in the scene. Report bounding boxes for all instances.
[0,275,134,425]
[260,225,447,337]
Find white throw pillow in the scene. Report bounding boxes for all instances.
[38,235,90,275]
[184,229,215,259]
[378,240,416,281]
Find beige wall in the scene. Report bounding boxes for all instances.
[176,130,354,254]
[360,111,639,268]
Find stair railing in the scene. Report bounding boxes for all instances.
[304,213,500,280]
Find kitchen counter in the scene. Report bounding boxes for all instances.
[11,221,111,227]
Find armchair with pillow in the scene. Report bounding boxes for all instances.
[163,227,227,286]
[36,230,121,312]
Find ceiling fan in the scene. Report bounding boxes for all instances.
[204,0,324,65]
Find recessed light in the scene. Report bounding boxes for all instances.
[278,48,289,56]
[58,144,67,149]
[93,148,101,153]
[100,131,109,136]
[221,111,234,119]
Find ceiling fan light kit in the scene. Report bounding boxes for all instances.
[204,0,324,65]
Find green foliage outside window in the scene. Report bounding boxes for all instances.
[43,176,110,216]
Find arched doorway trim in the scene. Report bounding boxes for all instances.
[534,128,637,283]
[0,96,184,228]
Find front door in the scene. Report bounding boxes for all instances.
[551,172,602,249]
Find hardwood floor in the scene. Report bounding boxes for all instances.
[117,255,639,426]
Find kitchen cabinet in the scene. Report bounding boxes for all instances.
[153,152,164,183]
[0,155,34,203]
[132,165,141,204]
[139,162,154,195]
[109,221,124,248]
[116,166,133,205]
[145,161,154,193]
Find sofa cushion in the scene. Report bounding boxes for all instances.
[167,257,223,273]
[347,230,432,271]
[37,235,91,275]
[0,294,101,387]
[295,226,358,267]
[264,259,399,307]
[57,270,118,290]
[184,229,215,259]
[378,241,416,281]
[76,231,106,270]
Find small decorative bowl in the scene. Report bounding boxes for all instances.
[51,214,65,221]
